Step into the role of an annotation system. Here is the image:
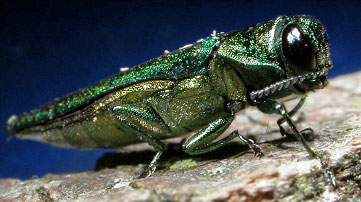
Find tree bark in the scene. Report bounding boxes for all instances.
[1,72,361,201]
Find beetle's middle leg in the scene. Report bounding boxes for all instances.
[182,114,262,156]
[112,104,171,178]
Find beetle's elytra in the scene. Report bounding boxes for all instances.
[6,15,335,184]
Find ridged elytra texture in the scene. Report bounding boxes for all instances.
[8,37,219,132]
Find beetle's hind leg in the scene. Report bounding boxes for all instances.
[182,114,263,157]
[112,105,171,178]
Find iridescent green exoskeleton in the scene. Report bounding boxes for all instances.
[6,15,335,185]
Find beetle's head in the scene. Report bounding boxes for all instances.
[280,15,332,93]
[219,15,331,99]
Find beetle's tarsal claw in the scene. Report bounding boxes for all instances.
[138,165,157,179]
[253,146,264,158]
[238,134,263,157]
[324,168,338,189]
[137,150,163,178]
[317,156,338,189]
[246,139,263,157]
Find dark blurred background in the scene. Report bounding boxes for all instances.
[1,0,360,180]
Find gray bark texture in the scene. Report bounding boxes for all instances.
[1,72,361,201]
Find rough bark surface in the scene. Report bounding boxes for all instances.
[1,72,361,201]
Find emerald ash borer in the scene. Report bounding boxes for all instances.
[6,15,336,185]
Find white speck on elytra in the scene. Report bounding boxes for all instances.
[120,67,130,72]
[211,30,217,37]
[180,44,193,49]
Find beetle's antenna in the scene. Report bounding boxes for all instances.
[249,68,328,100]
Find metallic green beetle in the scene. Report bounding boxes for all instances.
[6,15,334,183]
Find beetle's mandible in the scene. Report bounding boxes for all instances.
[6,15,336,185]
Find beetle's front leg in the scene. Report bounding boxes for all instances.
[246,98,306,129]
[182,114,262,156]
[112,105,170,178]
[276,97,313,140]
[257,99,316,156]
[256,99,337,187]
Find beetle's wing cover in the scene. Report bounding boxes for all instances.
[7,37,220,132]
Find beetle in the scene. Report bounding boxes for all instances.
[6,15,335,185]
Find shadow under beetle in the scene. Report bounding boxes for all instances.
[6,15,336,186]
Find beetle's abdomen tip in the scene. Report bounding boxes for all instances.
[5,114,18,133]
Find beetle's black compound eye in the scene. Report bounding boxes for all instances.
[282,24,316,72]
